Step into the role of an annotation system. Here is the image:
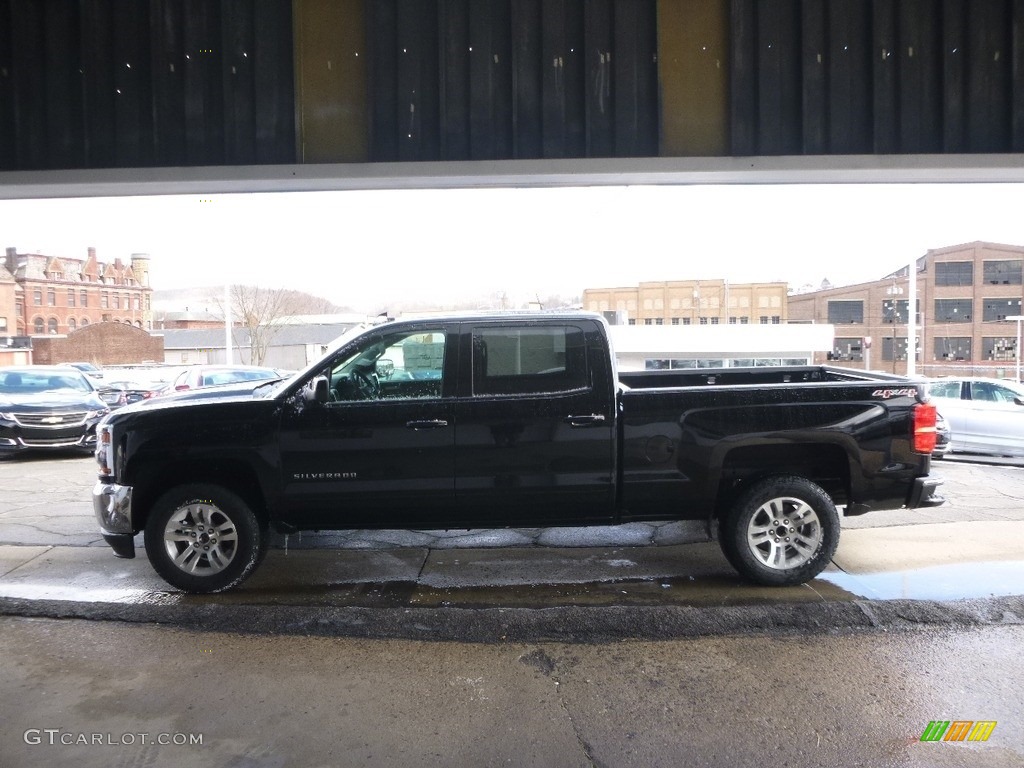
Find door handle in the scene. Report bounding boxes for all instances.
[563,414,606,427]
[406,419,449,430]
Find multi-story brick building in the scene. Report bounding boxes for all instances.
[788,241,1024,378]
[583,279,788,327]
[3,247,153,337]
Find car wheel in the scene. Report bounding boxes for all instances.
[720,475,839,587]
[144,483,266,593]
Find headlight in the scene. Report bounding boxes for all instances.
[0,412,14,421]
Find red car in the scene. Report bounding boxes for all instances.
[165,365,284,394]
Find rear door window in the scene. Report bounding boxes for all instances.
[471,325,587,396]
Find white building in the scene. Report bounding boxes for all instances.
[608,323,836,372]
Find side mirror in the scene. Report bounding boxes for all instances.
[376,358,395,380]
[1014,396,1024,407]
[305,376,330,404]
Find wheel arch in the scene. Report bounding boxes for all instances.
[713,442,851,520]
[129,455,270,534]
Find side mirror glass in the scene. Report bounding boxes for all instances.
[304,375,330,404]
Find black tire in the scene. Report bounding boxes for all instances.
[144,483,267,593]
[719,475,839,587]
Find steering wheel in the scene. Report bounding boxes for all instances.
[351,368,380,400]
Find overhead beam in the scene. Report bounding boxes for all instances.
[2,154,1024,199]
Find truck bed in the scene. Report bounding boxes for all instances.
[618,365,910,390]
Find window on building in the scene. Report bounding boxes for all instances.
[982,297,1023,322]
[654,318,663,325]
[771,316,781,324]
[627,319,636,325]
[645,359,670,370]
[934,298,972,322]
[15,301,22,316]
[983,336,1017,361]
[827,300,863,324]
[33,288,42,305]
[81,317,89,327]
[101,292,108,309]
[681,317,691,325]
[81,290,88,307]
[699,317,708,325]
[671,318,680,325]
[934,337,972,361]
[729,316,737,324]
[670,358,698,368]
[934,261,973,286]
[882,299,909,323]
[67,289,75,307]
[830,338,864,362]
[47,289,55,306]
[710,317,719,325]
[759,316,769,324]
[740,316,749,324]
[644,318,653,325]
[33,317,44,333]
[133,295,140,310]
[145,295,151,310]
[882,337,910,362]
[0,317,6,331]
[47,318,58,333]
[983,260,1023,285]
[67,318,76,332]
[113,294,120,309]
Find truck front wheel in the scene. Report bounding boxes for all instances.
[144,483,267,593]
[720,476,839,587]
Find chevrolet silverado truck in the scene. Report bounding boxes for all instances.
[93,312,944,593]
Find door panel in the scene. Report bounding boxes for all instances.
[277,325,457,528]
[453,322,615,526]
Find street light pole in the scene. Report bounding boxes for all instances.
[1008,315,1024,383]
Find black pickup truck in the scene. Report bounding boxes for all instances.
[93,312,943,593]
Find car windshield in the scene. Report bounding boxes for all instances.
[0,370,92,394]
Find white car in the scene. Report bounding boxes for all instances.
[927,377,1024,457]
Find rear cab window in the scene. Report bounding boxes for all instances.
[470,324,588,396]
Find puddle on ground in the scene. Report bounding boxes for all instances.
[818,560,1024,601]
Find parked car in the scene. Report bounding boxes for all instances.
[97,367,187,409]
[0,366,109,456]
[164,365,284,394]
[927,377,1024,457]
[63,362,104,380]
[932,410,951,458]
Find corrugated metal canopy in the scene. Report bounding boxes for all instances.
[2,0,1024,187]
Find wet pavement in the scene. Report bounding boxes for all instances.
[0,452,1023,641]
[2,453,1023,766]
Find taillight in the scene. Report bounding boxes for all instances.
[913,402,937,454]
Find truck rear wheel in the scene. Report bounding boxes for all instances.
[144,483,266,593]
[720,476,839,587]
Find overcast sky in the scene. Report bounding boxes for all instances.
[1,183,1021,312]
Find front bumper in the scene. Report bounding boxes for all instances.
[92,480,136,558]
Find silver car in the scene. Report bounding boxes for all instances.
[927,377,1024,457]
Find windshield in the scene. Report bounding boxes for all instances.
[0,370,93,394]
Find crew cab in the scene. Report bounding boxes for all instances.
[93,313,943,593]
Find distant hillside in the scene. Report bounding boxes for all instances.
[153,286,349,315]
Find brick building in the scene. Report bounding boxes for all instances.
[3,246,153,337]
[788,242,1024,378]
[583,279,789,326]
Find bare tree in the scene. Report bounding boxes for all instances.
[222,285,293,365]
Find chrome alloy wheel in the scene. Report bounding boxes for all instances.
[162,502,239,575]
[745,496,823,570]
